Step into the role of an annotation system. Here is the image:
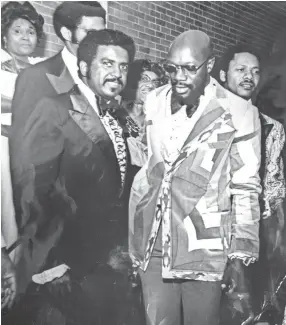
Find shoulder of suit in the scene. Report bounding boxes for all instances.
[218,85,259,127]
[261,113,285,132]
[36,92,71,123]
[18,51,63,77]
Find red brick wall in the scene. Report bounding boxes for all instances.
[107,1,286,61]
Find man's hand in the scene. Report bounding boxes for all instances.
[222,258,254,325]
[1,248,17,309]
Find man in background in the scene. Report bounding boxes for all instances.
[218,43,285,325]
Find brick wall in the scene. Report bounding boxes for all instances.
[1,1,107,57]
[2,1,286,60]
[31,1,63,57]
[107,1,286,62]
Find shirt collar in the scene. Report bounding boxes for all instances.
[61,47,81,84]
[77,78,100,115]
[203,76,216,99]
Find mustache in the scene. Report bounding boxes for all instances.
[240,79,254,87]
[104,78,123,86]
[171,80,193,89]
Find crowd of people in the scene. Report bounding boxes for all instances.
[1,1,285,325]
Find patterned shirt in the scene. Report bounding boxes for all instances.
[77,80,127,187]
[260,113,285,217]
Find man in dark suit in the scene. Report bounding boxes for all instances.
[7,29,138,325]
[10,1,106,231]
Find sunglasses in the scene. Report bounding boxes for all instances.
[163,57,211,76]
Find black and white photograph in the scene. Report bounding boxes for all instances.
[1,1,286,324]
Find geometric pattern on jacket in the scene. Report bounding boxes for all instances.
[129,78,262,281]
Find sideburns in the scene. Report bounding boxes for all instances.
[71,29,79,44]
[86,67,91,79]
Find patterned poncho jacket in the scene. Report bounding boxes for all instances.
[129,78,262,281]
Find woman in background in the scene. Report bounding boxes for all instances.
[117,59,168,167]
[1,1,44,299]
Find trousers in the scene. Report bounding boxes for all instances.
[139,257,222,325]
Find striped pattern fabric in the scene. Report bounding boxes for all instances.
[102,112,127,188]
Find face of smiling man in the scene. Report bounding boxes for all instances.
[221,52,260,100]
[81,45,129,99]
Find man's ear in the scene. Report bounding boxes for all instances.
[207,57,215,73]
[79,61,88,78]
[60,26,72,42]
[220,70,226,83]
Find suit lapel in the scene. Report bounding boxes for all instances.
[69,92,121,182]
[259,113,274,182]
[46,66,74,95]
[260,114,274,140]
[69,92,111,145]
[171,98,225,169]
[45,51,75,94]
[182,98,225,147]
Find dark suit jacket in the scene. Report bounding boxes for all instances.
[15,87,132,292]
[10,51,75,225]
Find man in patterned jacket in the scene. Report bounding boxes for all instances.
[218,43,285,325]
[129,30,262,325]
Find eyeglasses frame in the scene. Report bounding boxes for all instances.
[164,56,212,76]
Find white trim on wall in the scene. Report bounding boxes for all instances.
[99,0,108,26]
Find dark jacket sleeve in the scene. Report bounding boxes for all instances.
[10,67,55,200]
[15,97,68,239]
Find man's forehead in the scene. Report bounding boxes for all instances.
[141,70,158,80]
[80,16,105,29]
[231,52,260,66]
[94,45,129,62]
[168,46,202,64]
[168,30,212,63]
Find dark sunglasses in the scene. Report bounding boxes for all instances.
[163,57,211,76]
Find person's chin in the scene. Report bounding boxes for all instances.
[19,49,34,56]
[174,90,191,100]
[172,85,191,97]
[238,89,253,100]
[103,86,122,98]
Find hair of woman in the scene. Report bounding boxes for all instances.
[1,1,44,48]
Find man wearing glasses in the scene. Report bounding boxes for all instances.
[129,30,261,325]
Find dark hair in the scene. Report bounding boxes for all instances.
[218,43,261,74]
[53,1,106,42]
[1,1,44,48]
[77,29,136,71]
[126,59,167,89]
